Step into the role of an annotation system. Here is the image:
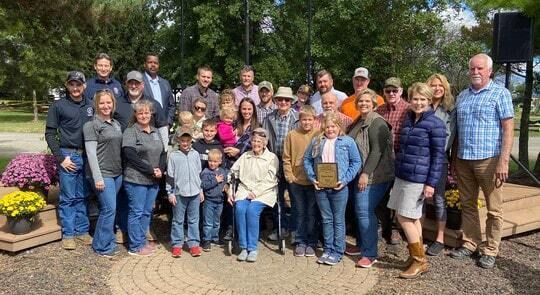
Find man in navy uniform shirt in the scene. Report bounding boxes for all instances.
[84,53,124,100]
[45,71,94,250]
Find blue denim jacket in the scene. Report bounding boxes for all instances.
[303,135,362,185]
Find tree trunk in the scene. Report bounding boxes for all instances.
[518,59,533,170]
[32,90,39,122]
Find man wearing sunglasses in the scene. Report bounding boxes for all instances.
[262,87,299,241]
[375,77,410,246]
[179,65,219,119]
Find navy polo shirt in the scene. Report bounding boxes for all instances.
[84,76,125,101]
[46,96,94,149]
[114,95,169,132]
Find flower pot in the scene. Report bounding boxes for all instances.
[7,217,33,235]
[446,208,462,230]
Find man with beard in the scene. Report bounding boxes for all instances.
[179,65,219,119]
[310,70,347,115]
[255,81,276,125]
[143,53,176,127]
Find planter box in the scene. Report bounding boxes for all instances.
[0,187,61,252]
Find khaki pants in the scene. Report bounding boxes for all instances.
[456,157,503,256]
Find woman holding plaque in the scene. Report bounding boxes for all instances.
[304,112,362,266]
[387,82,446,279]
[347,88,394,268]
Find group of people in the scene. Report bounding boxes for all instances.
[46,52,513,278]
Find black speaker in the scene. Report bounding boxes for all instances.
[492,12,534,63]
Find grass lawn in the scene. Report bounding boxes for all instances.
[0,155,12,174]
[509,158,537,174]
[0,110,45,133]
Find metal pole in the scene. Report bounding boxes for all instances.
[306,0,313,85]
[180,0,185,88]
[245,0,250,65]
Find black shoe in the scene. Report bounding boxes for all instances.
[426,241,445,256]
[202,241,211,252]
[478,254,496,269]
[223,227,233,241]
[450,247,474,259]
[211,240,224,246]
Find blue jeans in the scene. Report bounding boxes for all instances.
[202,200,223,242]
[171,195,200,248]
[92,176,122,255]
[353,181,391,258]
[115,187,128,233]
[289,183,317,247]
[124,181,159,252]
[432,166,448,221]
[316,187,348,258]
[235,199,267,251]
[58,149,89,238]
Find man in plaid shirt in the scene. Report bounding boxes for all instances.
[376,77,409,154]
[263,87,299,240]
[373,77,409,247]
[450,53,514,269]
[178,65,219,119]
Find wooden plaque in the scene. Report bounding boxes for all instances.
[316,163,338,188]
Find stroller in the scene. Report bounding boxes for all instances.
[226,172,286,255]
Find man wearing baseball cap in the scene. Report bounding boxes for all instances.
[340,67,385,120]
[256,81,276,125]
[375,76,410,246]
[45,71,95,250]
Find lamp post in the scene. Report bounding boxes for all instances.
[180,0,185,88]
[306,0,313,85]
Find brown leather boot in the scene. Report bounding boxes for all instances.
[399,242,429,279]
[401,237,423,269]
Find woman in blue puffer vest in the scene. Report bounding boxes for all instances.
[387,82,446,279]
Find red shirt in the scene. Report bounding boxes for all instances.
[376,98,409,153]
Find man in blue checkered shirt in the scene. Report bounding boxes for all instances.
[450,53,514,269]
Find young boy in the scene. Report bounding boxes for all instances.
[200,149,228,251]
[282,105,319,257]
[192,118,224,169]
[166,130,203,258]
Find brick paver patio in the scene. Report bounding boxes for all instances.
[108,242,377,294]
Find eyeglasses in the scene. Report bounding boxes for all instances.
[194,106,206,112]
[252,130,267,138]
[275,97,291,102]
[384,89,399,94]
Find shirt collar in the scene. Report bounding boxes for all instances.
[145,71,159,82]
[468,80,493,94]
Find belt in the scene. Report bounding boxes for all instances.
[62,148,84,154]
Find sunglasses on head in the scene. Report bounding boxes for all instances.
[252,130,267,138]
[96,89,112,94]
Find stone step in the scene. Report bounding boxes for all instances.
[0,217,61,252]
